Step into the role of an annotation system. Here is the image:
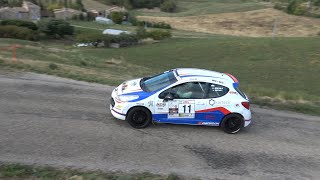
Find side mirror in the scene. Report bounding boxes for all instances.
[163,93,174,102]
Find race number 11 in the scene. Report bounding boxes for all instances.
[178,104,195,114]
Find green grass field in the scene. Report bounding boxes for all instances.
[0,164,181,180]
[132,0,269,17]
[0,37,319,115]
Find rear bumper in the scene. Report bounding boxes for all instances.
[110,105,126,120]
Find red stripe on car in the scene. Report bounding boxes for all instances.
[196,107,231,115]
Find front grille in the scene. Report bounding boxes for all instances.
[110,98,115,107]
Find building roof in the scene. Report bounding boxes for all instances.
[54,8,81,13]
[23,1,40,9]
[0,1,39,13]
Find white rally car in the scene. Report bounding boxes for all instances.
[110,68,251,134]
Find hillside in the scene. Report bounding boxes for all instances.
[82,0,111,11]
[138,8,320,37]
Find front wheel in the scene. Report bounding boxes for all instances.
[220,114,244,134]
[126,107,151,129]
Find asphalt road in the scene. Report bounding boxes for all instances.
[0,71,319,180]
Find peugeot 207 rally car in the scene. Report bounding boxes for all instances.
[110,68,251,134]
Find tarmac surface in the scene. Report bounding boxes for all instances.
[0,71,319,180]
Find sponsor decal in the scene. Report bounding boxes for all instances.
[136,103,144,105]
[156,103,166,107]
[211,84,224,92]
[178,113,194,118]
[131,81,137,86]
[229,91,238,95]
[205,114,215,120]
[209,99,215,106]
[115,104,122,110]
[198,122,219,125]
[169,108,178,115]
[212,79,224,84]
[122,82,128,91]
[148,101,153,107]
[235,104,240,108]
[215,101,230,105]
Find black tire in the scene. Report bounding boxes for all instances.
[126,107,151,129]
[220,114,244,134]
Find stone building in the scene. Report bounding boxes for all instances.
[0,1,40,21]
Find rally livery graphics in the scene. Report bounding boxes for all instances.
[110,68,252,134]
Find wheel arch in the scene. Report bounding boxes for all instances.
[126,105,152,117]
[219,112,244,126]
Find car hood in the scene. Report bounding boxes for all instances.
[117,78,143,95]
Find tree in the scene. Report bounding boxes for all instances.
[0,0,9,6]
[38,19,74,38]
[287,0,307,15]
[110,11,124,24]
[160,0,177,12]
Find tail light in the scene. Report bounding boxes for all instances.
[241,102,250,110]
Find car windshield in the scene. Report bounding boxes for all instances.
[140,71,177,92]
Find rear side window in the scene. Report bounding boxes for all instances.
[207,83,229,98]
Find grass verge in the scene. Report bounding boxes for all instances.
[0,163,183,180]
[0,37,319,115]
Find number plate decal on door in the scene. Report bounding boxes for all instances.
[168,100,195,118]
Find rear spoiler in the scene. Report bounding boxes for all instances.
[225,73,239,88]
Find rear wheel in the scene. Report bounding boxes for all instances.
[126,107,151,129]
[220,114,244,134]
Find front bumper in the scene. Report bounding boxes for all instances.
[110,104,126,120]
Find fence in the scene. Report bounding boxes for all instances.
[0,44,20,62]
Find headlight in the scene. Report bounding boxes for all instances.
[118,95,139,102]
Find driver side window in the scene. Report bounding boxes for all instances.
[159,82,207,99]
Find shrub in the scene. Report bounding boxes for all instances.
[0,25,37,40]
[287,0,306,15]
[47,3,63,11]
[48,63,58,70]
[152,22,171,29]
[136,26,148,39]
[127,12,138,25]
[109,11,124,24]
[160,0,177,13]
[274,3,286,11]
[80,60,87,66]
[110,33,139,47]
[134,21,171,29]
[38,19,74,38]
[0,19,38,30]
[148,30,171,40]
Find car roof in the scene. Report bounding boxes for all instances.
[174,68,239,85]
